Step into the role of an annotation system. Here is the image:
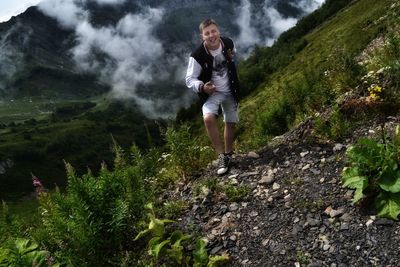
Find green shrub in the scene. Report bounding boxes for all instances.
[314,106,352,140]
[380,34,400,104]
[193,177,219,197]
[34,144,148,266]
[223,184,250,202]
[157,200,189,220]
[342,125,400,220]
[134,204,229,267]
[256,98,296,137]
[0,238,48,267]
[0,202,24,245]
[161,124,213,182]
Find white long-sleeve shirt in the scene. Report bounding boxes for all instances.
[185,57,204,93]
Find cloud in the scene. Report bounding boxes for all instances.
[0,23,29,92]
[235,0,261,49]
[72,7,169,117]
[94,0,126,5]
[38,0,87,29]
[235,0,325,54]
[38,0,183,118]
[263,4,298,46]
[292,0,325,14]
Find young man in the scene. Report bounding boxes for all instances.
[185,19,240,175]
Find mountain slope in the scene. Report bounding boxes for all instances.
[0,7,108,98]
[236,0,398,149]
[172,116,400,266]
[170,0,400,264]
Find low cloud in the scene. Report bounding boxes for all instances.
[235,0,261,49]
[38,0,87,29]
[39,0,183,118]
[94,0,126,5]
[72,8,168,117]
[292,0,325,14]
[0,23,29,93]
[263,4,298,46]
[235,0,325,54]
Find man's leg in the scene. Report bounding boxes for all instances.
[202,94,231,175]
[221,93,238,155]
[204,114,224,154]
[224,122,235,153]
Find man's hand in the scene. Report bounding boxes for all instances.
[203,81,216,95]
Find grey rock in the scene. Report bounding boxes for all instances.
[302,164,311,170]
[329,207,345,218]
[339,213,352,222]
[375,218,394,226]
[306,217,321,227]
[292,225,303,235]
[210,245,223,255]
[272,182,281,190]
[259,172,275,185]
[340,223,349,231]
[300,151,309,157]
[323,244,331,251]
[310,168,321,175]
[333,143,344,151]
[269,213,278,221]
[229,203,239,211]
[247,152,260,158]
[250,211,258,217]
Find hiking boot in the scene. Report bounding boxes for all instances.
[217,153,230,175]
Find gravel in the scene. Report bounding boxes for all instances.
[167,116,400,267]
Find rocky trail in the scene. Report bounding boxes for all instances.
[166,116,400,267]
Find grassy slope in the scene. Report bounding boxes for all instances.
[0,98,163,199]
[0,97,108,124]
[237,0,393,149]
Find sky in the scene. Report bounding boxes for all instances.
[0,0,42,22]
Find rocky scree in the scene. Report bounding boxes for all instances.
[163,116,400,267]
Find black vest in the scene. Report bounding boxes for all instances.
[191,37,240,103]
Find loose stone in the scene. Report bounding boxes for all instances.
[247,152,260,158]
[272,183,281,190]
[302,164,311,170]
[210,245,223,254]
[300,151,309,157]
[366,219,374,227]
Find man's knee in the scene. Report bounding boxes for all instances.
[203,113,217,125]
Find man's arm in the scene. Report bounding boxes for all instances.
[185,57,204,93]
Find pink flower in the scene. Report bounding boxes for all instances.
[31,173,45,195]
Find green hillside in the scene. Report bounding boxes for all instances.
[0,100,165,199]
[236,0,399,148]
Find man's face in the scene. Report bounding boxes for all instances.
[201,24,220,50]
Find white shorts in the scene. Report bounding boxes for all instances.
[202,92,239,123]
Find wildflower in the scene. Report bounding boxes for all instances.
[31,173,46,196]
[367,85,383,101]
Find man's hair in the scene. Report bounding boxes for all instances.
[199,19,218,33]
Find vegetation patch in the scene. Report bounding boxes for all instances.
[342,125,400,220]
